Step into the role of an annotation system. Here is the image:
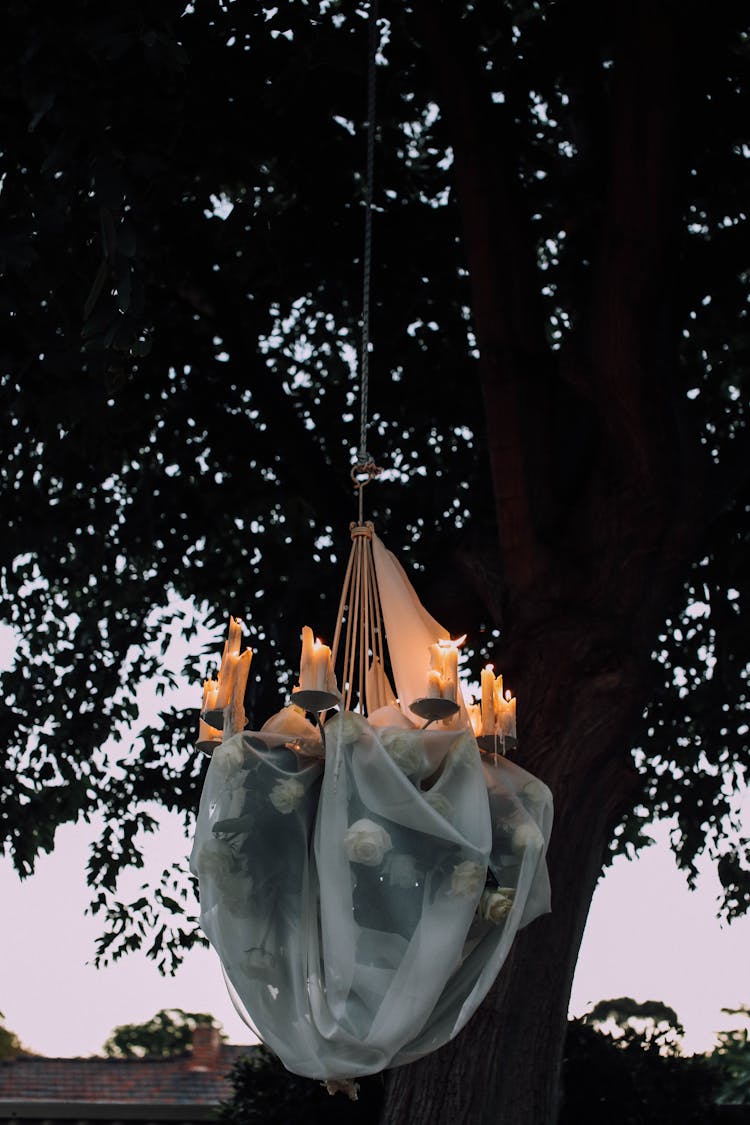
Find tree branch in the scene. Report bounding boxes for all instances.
[413,0,548,592]
[588,0,682,472]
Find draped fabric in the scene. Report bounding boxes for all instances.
[190,532,552,1079]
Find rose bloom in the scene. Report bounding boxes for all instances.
[241,947,276,979]
[449,733,477,768]
[449,860,486,898]
[269,777,305,814]
[211,738,247,780]
[478,888,514,924]
[522,779,552,805]
[387,853,420,888]
[344,818,393,866]
[195,838,237,886]
[382,732,424,776]
[424,791,453,819]
[222,887,255,918]
[332,711,370,747]
[511,821,545,856]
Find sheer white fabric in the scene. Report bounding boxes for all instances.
[190,533,552,1079]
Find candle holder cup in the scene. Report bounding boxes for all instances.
[410,697,460,728]
[196,738,221,757]
[291,689,341,714]
[201,708,226,729]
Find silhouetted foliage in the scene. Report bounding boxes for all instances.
[102,1008,221,1059]
[218,1045,384,1125]
[561,1018,720,1125]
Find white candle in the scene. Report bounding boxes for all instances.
[202,677,219,714]
[298,627,337,693]
[313,637,333,691]
[231,649,253,707]
[481,665,495,735]
[298,626,316,690]
[442,644,458,702]
[427,670,443,698]
[215,652,238,709]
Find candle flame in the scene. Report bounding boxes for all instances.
[439,634,467,649]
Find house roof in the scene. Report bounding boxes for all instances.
[0,1028,256,1121]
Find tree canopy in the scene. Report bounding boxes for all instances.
[102,1008,221,1059]
[0,1012,34,1060]
[1,2,749,1121]
[2,0,747,971]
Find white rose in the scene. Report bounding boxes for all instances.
[425,791,453,819]
[523,779,552,805]
[478,887,514,924]
[511,822,545,856]
[331,711,370,746]
[195,838,237,882]
[344,818,393,866]
[382,732,424,776]
[241,947,276,979]
[211,739,247,780]
[449,734,477,767]
[222,885,254,917]
[269,777,305,814]
[449,860,486,898]
[387,853,420,889]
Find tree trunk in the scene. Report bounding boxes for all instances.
[380,626,644,1125]
[379,5,696,1122]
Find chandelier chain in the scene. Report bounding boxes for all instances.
[358,0,379,465]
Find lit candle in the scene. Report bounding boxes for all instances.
[298,627,337,693]
[201,677,219,714]
[441,643,459,703]
[481,664,495,735]
[214,617,252,711]
[501,690,517,738]
[427,636,465,701]
[299,626,316,690]
[427,670,443,698]
[215,652,239,710]
[312,637,334,692]
[226,648,253,734]
[232,649,253,707]
[468,701,482,738]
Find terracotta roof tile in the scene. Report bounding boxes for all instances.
[0,1046,253,1106]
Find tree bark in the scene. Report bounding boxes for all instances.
[379,3,698,1123]
[381,621,643,1125]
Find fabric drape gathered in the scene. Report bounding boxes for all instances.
[190,534,552,1079]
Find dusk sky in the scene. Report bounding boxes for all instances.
[2,618,748,1061]
[2,781,748,1058]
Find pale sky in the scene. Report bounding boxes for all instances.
[1,812,748,1058]
[1,626,748,1059]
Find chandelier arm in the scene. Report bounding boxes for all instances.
[367,544,378,706]
[341,559,354,711]
[347,539,364,711]
[359,539,368,709]
[365,545,380,711]
[331,540,356,670]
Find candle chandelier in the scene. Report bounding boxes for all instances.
[190,1,552,1093]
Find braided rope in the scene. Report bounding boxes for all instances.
[358,0,379,465]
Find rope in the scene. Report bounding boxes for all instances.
[358,0,379,466]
